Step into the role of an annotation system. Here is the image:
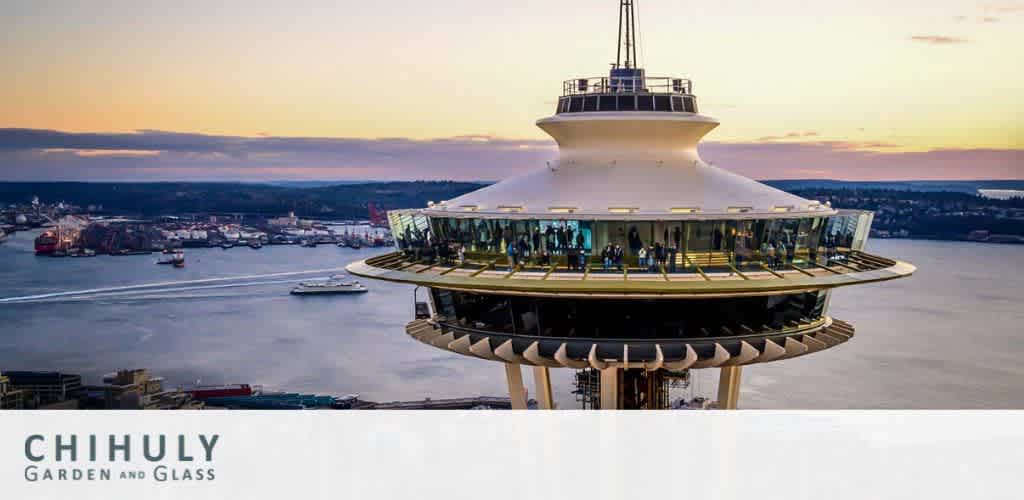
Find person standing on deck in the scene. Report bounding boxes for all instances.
[628,226,642,256]
[507,241,517,267]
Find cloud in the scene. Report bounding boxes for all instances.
[0,128,557,181]
[698,142,1023,181]
[0,128,1020,182]
[990,3,1024,13]
[756,131,820,142]
[910,35,970,45]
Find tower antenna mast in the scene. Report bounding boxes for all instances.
[615,0,639,69]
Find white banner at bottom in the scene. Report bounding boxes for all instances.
[1,410,1022,500]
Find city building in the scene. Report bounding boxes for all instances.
[0,370,25,409]
[349,1,915,409]
[268,211,300,227]
[3,371,81,408]
[80,369,202,410]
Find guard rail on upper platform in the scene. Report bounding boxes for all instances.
[563,76,693,96]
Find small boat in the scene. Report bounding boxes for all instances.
[111,249,153,256]
[290,280,368,295]
[158,250,185,267]
[301,240,318,248]
[248,240,263,249]
[220,242,234,250]
[69,248,96,258]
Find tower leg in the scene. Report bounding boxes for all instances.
[717,366,742,410]
[504,363,528,410]
[600,368,620,410]
[533,366,554,410]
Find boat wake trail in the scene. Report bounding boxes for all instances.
[0,267,350,304]
[24,279,303,304]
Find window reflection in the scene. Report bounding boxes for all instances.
[432,289,830,339]
[392,211,871,271]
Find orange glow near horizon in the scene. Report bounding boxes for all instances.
[0,0,1021,181]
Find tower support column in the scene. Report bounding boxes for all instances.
[600,368,620,410]
[717,366,742,410]
[533,366,554,410]
[504,363,528,410]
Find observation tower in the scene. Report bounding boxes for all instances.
[348,1,915,409]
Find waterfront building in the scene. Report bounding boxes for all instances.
[268,211,301,228]
[348,1,915,409]
[0,370,25,410]
[3,371,81,408]
[80,369,202,410]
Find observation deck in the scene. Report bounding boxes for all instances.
[347,248,915,298]
[556,75,698,114]
[348,0,917,410]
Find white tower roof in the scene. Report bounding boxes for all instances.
[428,112,834,220]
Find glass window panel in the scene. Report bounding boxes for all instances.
[654,95,671,112]
[683,97,696,113]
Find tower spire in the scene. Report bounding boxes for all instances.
[615,0,639,69]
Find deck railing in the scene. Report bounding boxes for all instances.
[563,76,693,96]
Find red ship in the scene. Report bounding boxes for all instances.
[188,384,254,400]
[367,202,387,227]
[34,230,59,255]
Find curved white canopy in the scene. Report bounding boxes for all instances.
[426,112,833,220]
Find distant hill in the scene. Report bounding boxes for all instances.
[0,181,486,218]
[2,179,1022,220]
[764,179,1024,195]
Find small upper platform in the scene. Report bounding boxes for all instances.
[556,74,698,114]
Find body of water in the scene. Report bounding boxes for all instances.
[0,230,1021,408]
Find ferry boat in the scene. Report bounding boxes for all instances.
[290,279,368,295]
[157,250,185,267]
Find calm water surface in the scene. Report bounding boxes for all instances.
[0,230,1021,408]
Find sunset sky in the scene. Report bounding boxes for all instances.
[1,0,1021,181]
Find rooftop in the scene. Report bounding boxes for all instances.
[426,149,834,220]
